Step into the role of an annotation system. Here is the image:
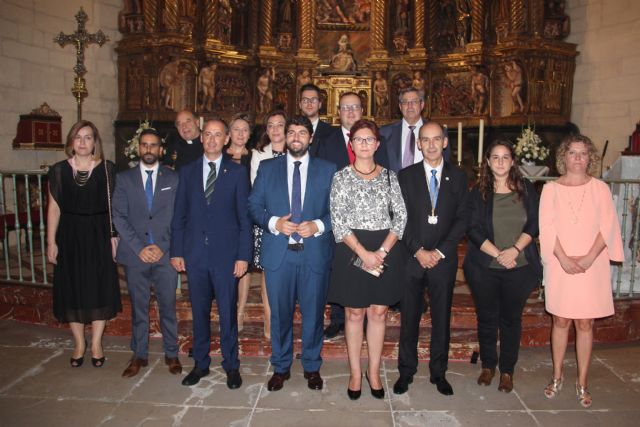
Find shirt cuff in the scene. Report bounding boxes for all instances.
[268,216,280,235]
[313,219,324,237]
[435,249,446,259]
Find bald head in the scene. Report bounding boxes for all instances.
[175,110,200,141]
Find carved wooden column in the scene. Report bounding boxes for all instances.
[369,0,389,62]
[530,0,545,38]
[471,0,485,42]
[162,0,178,32]
[143,0,158,32]
[427,0,437,52]
[510,0,526,36]
[258,0,277,57]
[408,0,426,63]
[295,0,318,62]
[248,0,259,49]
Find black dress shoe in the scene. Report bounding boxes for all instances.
[182,367,210,386]
[393,375,413,394]
[226,369,242,389]
[267,371,291,391]
[365,371,385,399]
[303,371,323,390]
[347,388,361,400]
[323,323,344,339]
[430,376,454,396]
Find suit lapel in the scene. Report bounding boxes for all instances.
[393,122,403,167]
[414,164,432,213]
[279,156,290,210]
[303,157,315,216]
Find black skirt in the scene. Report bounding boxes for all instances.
[328,229,407,308]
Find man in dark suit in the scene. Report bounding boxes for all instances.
[113,129,182,378]
[170,119,252,388]
[394,121,469,396]
[314,91,389,338]
[163,110,204,171]
[248,116,336,392]
[299,83,334,156]
[380,87,425,173]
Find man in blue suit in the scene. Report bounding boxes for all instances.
[113,129,182,378]
[249,116,336,392]
[170,119,252,388]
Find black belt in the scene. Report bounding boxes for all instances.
[287,243,304,251]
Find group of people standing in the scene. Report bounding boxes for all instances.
[47,83,622,409]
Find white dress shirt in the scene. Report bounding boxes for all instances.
[201,155,222,190]
[140,163,159,193]
[401,118,424,164]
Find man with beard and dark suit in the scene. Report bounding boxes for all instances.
[113,128,181,378]
[170,119,252,388]
[299,83,334,156]
[394,121,469,396]
[163,110,204,171]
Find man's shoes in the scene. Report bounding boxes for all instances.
[393,375,413,395]
[182,367,210,386]
[165,356,182,375]
[267,371,291,391]
[430,376,454,396]
[303,371,323,390]
[477,368,495,386]
[323,323,344,339]
[226,369,242,389]
[498,372,513,393]
[122,357,148,378]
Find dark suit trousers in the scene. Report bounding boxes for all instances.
[265,249,328,373]
[398,258,457,379]
[467,265,538,374]
[125,262,178,359]
[187,262,240,372]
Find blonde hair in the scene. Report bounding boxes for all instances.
[555,134,600,176]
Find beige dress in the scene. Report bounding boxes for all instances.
[539,179,624,319]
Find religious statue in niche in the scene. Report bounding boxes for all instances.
[297,70,312,88]
[412,71,425,92]
[470,68,489,115]
[214,0,233,44]
[373,71,389,117]
[456,0,472,48]
[198,64,217,112]
[317,0,370,26]
[330,34,357,72]
[159,60,196,112]
[256,67,275,114]
[504,60,525,114]
[392,0,409,52]
[178,0,198,35]
[274,71,293,111]
[432,74,472,117]
[277,0,295,32]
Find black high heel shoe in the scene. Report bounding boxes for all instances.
[91,341,105,368]
[365,371,385,399]
[347,374,362,400]
[70,339,87,368]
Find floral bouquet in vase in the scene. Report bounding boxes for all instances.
[514,124,549,165]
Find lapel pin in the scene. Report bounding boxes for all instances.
[223,168,228,174]
[445,176,449,181]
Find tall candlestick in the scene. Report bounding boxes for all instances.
[478,119,484,165]
[457,122,462,164]
[199,116,204,130]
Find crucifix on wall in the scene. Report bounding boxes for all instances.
[53,7,109,121]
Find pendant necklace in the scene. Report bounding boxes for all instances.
[566,188,586,224]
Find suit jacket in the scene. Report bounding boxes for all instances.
[113,165,178,267]
[463,179,543,279]
[379,120,404,173]
[398,161,469,278]
[248,155,336,273]
[309,120,335,157]
[314,127,390,170]
[170,156,252,269]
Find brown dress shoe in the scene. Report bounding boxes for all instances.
[477,368,495,386]
[122,357,148,378]
[267,371,291,391]
[165,356,182,375]
[303,371,323,390]
[498,373,513,393]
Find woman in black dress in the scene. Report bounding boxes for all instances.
[328,119,407,400]
[47,120,121,368]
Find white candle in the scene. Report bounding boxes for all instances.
[478,119,484,165]
[457,122,462,164]
[199,116,204,130]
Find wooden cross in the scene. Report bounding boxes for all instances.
[54,7,109,121]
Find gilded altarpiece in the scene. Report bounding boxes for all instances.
[115,0,577,172]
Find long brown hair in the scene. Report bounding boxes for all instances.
[64,120,105,160]
[257,109,287,152]
[478,139,525,201]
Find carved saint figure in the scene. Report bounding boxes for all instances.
[160,61,191,111]
[373,71,389,116]
[199,64,217,112]
[471,69,489,115]
[297,69,312,88]
[412,70,425,92]
[330,34,357,72]
[257,67,275,114]
[504,60,524,114]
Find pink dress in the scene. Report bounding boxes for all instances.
[539,179,624,319]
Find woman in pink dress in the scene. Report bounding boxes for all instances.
[539,134,623,408]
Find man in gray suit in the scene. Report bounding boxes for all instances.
[113,128,182,378]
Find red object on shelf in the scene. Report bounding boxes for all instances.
[12,103,63,150]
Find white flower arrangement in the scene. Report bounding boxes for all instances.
[124,120,155,161]
[514,124,549,164]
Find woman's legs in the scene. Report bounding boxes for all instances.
[90,320,106,359]
[345,307,365,390]
[365,304,388,389]
[574,318,594,387]
[260,273,271,339]
[551,315,571,379]
[236,273,251,332]
[69,322,85,359]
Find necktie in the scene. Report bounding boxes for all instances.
[346,133,356,164]
[430,169,439,209]
[145,170,154,244]
[403,125,416,169]
[205,161,217,203]
[291,161,302,242]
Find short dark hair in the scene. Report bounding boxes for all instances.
[139,128,162,144]
[257,109,288,152]
[299,83,321,97]
[285,115,313,136]
[348,119,380,143]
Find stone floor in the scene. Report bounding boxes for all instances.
[0,320,639,427]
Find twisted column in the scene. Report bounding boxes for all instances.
[427,0,437,51]
[260,0,274,46]
[299,0,314,49]
[163,0,178,31]
[371,0,386,50]
[510,0,526,35]
[143,0,157,32]
[471,0,485,42]
[413,0,425,48]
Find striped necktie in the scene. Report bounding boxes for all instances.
[205,161,217,203]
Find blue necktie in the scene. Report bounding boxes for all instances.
[145,170,154,244]
[291,161,302,242]
[205,162,217,204]
[430,169,439,209]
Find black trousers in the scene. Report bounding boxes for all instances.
[398,259,456,379]
[467,264,538,374]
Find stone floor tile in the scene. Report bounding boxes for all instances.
[0,396,115,427]
[250,408,394,427]
[394,410,539,427]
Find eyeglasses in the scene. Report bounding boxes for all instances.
[399,99,423,106]
[419,136,444,144]
[352,136,377,145]
[300,97,319,105]
[339,104,362,112]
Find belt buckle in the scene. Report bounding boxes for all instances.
[288,243,303,251]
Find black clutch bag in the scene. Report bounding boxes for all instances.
[350,254,388,278]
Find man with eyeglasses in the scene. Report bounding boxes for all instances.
[298,83,334,156]
[315,92,389,339]
[113,128,182,378]
[393,121,469,397]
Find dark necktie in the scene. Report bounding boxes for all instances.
[403,125,416,168]
[145,170,154,244]
[205,161,217,204]
[291,161,302,242]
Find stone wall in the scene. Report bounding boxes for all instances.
[0,0,121,170]
[567,0,640,168]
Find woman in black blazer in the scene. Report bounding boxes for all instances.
[463,139,542,393]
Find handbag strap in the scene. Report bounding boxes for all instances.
[104,161,115,237]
